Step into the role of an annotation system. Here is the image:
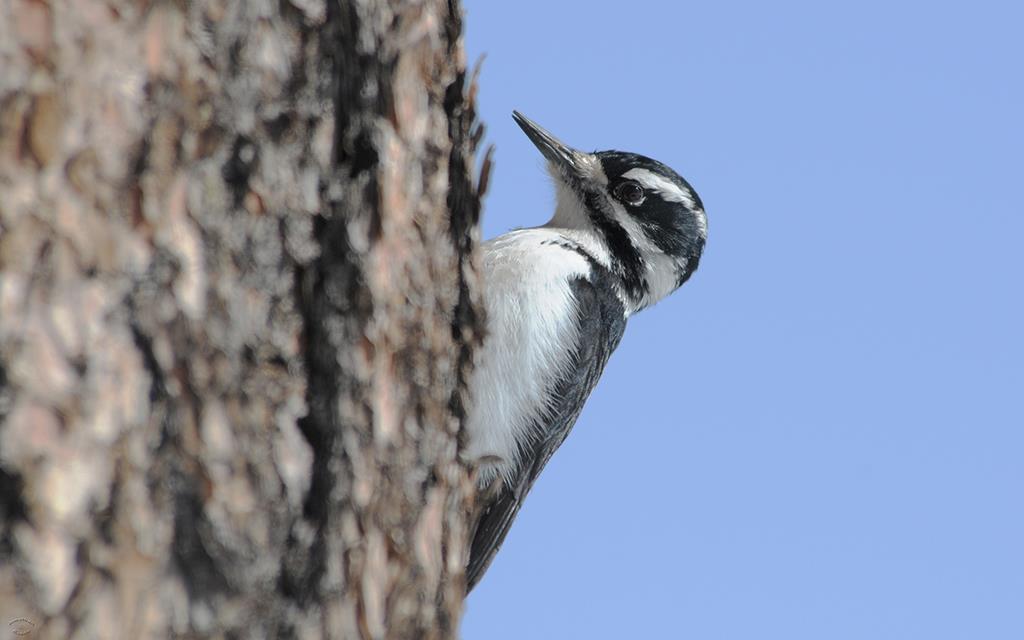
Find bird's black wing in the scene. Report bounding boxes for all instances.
[466,272,627,592]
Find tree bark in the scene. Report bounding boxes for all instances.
[0,1,488,638]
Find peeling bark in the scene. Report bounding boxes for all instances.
[0,1,487,638]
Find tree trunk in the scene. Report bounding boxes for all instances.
[0,1,488,638]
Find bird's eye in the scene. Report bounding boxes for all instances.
[614,181,645,206]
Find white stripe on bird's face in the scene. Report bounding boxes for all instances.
[622,166,707,241]
[605,198,685,314]
[622,167,699,209]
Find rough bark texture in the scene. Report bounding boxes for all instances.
[0,1,488,638]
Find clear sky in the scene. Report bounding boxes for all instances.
[460,1,1022,638]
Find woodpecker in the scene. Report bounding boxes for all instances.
[464,112,707,592]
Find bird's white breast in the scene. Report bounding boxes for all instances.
[464,228,593,484]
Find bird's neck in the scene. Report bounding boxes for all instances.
[546,181,697,315]
[548,180,592,230]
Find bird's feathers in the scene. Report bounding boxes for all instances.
[464,229,596,485]
[467,267,627,591]
[463,113,706,592]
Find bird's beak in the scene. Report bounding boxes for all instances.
[512,111,591,183]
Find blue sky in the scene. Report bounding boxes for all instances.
[460,1,1023,638]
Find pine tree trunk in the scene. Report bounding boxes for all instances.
[0,1,488,638]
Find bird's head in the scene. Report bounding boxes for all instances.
[513,111,707,313]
